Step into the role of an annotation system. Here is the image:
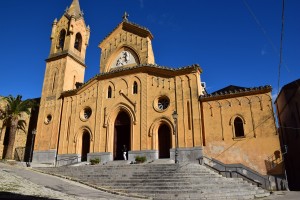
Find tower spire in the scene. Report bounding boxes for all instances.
[67,0,82,18]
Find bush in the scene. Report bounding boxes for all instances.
[90,158,100,165]
[135,156,147,163]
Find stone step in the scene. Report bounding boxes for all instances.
[35,162,269,200]
[147,159,174,164]
[91,182,253,188]
[38,167,185,173]
[101,185,258,192]
[130,174,222,178]
[41,164,208,170]
[65,172,214,178]
[148,195,254,200]
[75,175,245,182]
[81,177,240,183]
[105,160,132,166]
[130,192,267,200]
[88,181,249,188]
[115,188,258,195]
[94,183,253,189]
[61,169,213,175]
[132,171,217,175]
[143,192,256,200]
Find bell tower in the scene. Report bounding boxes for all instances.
[33,0,90,164]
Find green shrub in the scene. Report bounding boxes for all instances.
[90,158,100,165]
[135,156,147,163]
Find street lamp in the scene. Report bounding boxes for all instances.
[27,129,36,167]
[172,110,179,164]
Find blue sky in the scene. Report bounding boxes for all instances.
[0,0,299,100]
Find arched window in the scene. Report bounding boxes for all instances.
[73,75,76,89]
[58,29,66,50]
[234,117,245,137]
[52,72,56,93]
[108,86,112,98]
[74,33,82,52]
[133,81,138,94]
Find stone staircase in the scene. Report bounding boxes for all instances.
[35,162,270,200]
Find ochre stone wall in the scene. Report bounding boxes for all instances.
[201,92,281,175]
[56,68,203,156]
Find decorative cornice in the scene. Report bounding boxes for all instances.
[46,51,86,67]
[62,64,201,96]
[199,85,272,101]
[99,20,153,46]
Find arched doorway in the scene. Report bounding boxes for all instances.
[114,111,131,160]
[81,131,90,161]
[158,124,171,158]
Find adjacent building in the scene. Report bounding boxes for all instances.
[0,96,40,161]
[275,79,300,190]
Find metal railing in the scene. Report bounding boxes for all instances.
[199,156,270,189]
[265,150,283,171]
[55,156,81,167]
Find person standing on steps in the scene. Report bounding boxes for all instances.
[122,145,127,160]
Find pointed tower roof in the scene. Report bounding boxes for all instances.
[66,0,82,19]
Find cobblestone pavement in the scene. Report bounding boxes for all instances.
[0,162,143,200]
[0,166,87,199]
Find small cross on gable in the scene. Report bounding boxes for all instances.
[122,12,129,21]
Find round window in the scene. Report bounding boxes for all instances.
[158,97,169,110]
[80,107,92,121]
[154,96,170,112]
[45,114,52,124]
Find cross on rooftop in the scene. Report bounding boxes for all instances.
[123,12,129,21]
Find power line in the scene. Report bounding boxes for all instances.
[280,126,300,130]
[277,0,285,94]
[242,0,290,94]
[242,0,278,54]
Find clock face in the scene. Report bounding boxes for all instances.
[111,51,137,68]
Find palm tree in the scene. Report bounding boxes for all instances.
[0,95,35,160]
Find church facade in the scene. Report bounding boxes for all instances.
[32,0,281,176]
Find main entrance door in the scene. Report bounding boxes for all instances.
[81,131,90,161]
[114,111,131,160]
[158,124,171,158]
